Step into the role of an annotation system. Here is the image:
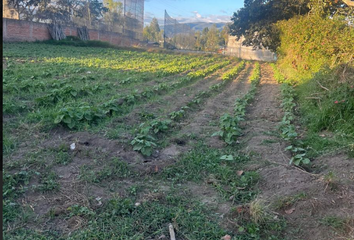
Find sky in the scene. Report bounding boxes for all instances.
[144,0,244,26]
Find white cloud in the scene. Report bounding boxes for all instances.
[175,13,231,24]
[192,11,202,19]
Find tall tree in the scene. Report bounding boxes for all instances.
[103,0,123,32]
[229,0,352,51]
[8,0,107,25]
[205,24,221,51]
[143,17,161,42]
[220,24,230,46]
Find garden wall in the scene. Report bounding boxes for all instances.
[226,36,277,62]
[2,18,142,47]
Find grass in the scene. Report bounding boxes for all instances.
[162,142,259,203]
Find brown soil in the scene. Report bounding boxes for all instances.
[239,64,354,240]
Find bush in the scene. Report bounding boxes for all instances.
[275,14,354,136]
[40,37,113,48]
[276,14,354,81]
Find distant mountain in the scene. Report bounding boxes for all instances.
[185,22,229,31]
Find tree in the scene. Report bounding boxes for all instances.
[220,24,230,46]
[103,0,123,32]
[7,0,107,25]
[229,0,351,51]
[205,24,221,51]
[143,17,161,42]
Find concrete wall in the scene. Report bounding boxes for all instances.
[226,36,276,62]
[2,18,142,47]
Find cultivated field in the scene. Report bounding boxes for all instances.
[3,43,354,240]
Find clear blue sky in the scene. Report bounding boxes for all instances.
[144,0,244,25]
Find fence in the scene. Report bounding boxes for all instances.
[164,10,196,50]
[2,18,142,47]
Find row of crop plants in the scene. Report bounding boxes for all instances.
[131,61,246,156]
[270,64,311,166]
[49,60,232,129]
[213,62,261,145]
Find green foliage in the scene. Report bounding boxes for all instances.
[297,67,354,135]
[270,63,287,83]
[131,124,157,156]
[3,132,16,155]
[65,193,227,240]
[150,119,172,134]
[42,39,113,48]
[213,113,243,145]
[169,109,186,121]
[79,158,132,183]
[188,61,230,79]
[143,17,162,42]
[230,0,310,51]
[54,103,106,129]
[222,61,245,80]
[320,216,347,231]
[276,73,312,166]
[277,14,354,79]
[230,0,350,51]
[163,143,258,202]
[36,171,60,192]
[3,170,32,226]
[67,205,96,218]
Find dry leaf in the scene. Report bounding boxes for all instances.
[221,235,231,240]
[285,207,295,214]
[237,170,244,176]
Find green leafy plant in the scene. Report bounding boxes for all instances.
[131,124,157,156]
[150,119,172,134]
[213,113,243,144]
[169,109,185,121]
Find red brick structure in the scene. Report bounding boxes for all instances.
[3,18,142,47]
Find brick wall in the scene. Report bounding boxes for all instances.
[3,18,142,47]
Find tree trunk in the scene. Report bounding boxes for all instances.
[48,24,66,40]
[77,26,90,40]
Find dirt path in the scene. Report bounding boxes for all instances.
[239,64,354,240]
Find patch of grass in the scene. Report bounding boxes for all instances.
[302,131,354,158]
[26,190,228,240]
[3,131,17,155]
[229,204,287,240]
[320,216,346,231]
[3,170,33,227]
[79,158,133,183]
[36,171,60,192]
[272,192,307,210]
[162,143,258,203]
